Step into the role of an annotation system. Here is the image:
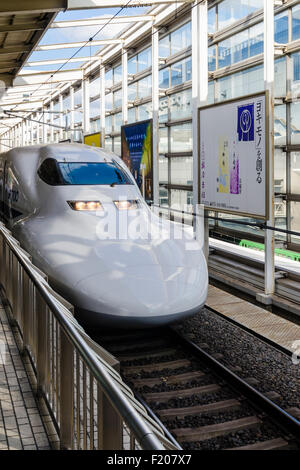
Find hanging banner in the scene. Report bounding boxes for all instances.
[199,91,268,219]
[121,119,153,201]
[84,132,101,147]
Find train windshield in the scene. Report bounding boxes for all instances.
[58,162,132,185]
[38,159,132,186]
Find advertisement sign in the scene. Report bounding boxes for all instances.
[84,132,101,147]
[121,119,153,200]
[199,92,268,219]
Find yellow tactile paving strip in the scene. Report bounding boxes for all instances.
[206,285,300,353]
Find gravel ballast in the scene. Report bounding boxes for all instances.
[175,307,300,410]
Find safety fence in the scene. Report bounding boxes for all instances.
[0,222,179,450]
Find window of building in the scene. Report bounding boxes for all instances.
[208,6,217,34]
[274,104,286,147]
[275,57,286,98]
[90,76,100,98]
[170,57,192,87]
[128,82,137,101]
[170,22,191,55]
[90,98,100,119]
[113,89,122,109]
[208,45,217,71]
[159,127,168,154]
[159,68,169,88]
[105,69,113,87]
[105,115,112,133]
[113,65,122,85]
[170,157,193,185]
[105,93,113,111]
[218,0,263,31]
[291,102,300,145]
[128,55,137,75]
[113,112,122,132]
[218,23,263,69]
[137,47,152,72]
[159,155,168,184]
[275,10,289,44]
[291,201,300,244]
[138,75,152,99]
[218,64,263,101]
[170,123,192,153]
[291,151,300,194]
[169,89,192,120]
[292,4,300,41]
[137,102,152,121]
[274,149,286,193]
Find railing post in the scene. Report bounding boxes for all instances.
[97,385,122,450]
[22,271,30,353]
[36,292,48,395]
[60,330,74,450]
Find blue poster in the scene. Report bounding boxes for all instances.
[121,120,152,200]
[237,103,254,142]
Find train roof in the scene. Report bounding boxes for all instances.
[3,143,116,164]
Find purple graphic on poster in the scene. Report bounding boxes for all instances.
[230,159,239,194]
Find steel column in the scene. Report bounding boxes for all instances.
[70,87,74,142]
[59,94,64,140]
[264,0,275,295]
[100,64,106,147]
[50,101,54,142]
[83,77,90,135]
[152,25,159,205]
[192,0,208,257]
[122,48,128,125]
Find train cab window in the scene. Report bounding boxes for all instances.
[38,159,132,186]
[58,162,132,186]
[38,158,64,185]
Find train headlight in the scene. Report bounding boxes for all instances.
[68,201,103,211]
[114,200,140,211]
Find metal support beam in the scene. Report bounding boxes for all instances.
[43,107,48,144]
[59,94,64,140]
[100,64,106,148]
[51,15,154,28]
[35,39,122,51]
[0,1,66,15]
[192,1,208,256]
[50,101,54,142]
[264,0,275,296]
[122,48,128,125]
[70,87,74,142]
[152,26,159,205]
[68,0,193,7]
[83,78,90,135]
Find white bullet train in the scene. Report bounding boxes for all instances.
[0,143,208,328]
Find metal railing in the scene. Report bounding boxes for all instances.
[0,222,179,451]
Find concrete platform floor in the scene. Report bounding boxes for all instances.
[206,285,300,353]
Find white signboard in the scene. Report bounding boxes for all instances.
[199,92,268,219]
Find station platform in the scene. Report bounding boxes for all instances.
[0,300,58,450]
[206,285,300,354]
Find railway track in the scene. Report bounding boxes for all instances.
[96,328,300,450]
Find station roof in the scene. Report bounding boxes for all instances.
[0,0,191,137]
[0,1,67,94]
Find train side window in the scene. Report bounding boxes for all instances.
[38,158,63,185]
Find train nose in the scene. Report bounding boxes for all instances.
[75,258,208,327]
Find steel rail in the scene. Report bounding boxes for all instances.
[0,224,166,450]
[170,327,300,442]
